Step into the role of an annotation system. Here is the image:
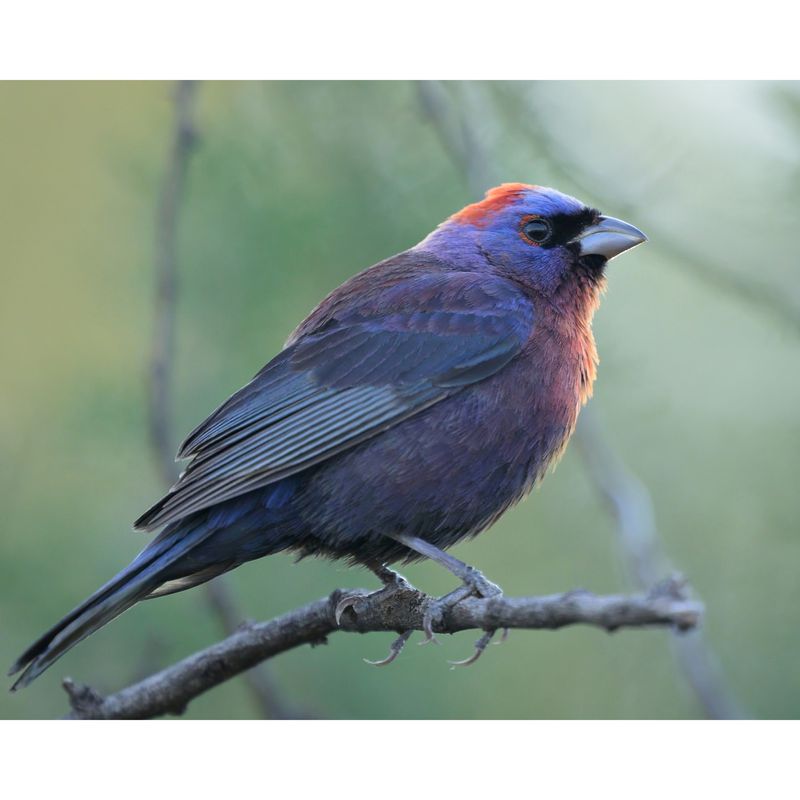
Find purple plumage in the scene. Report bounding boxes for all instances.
[10,184,646,688]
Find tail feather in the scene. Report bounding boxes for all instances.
[9,522,217,691]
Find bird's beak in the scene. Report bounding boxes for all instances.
[572,215,647,261]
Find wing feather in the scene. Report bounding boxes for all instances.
[135,272,534,531]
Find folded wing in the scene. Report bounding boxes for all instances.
[134,272,534,531]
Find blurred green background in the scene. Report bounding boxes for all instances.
[1,81,798,719]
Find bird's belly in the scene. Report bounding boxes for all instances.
[295,356,579,561]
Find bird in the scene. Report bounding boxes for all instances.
[9,183,646,688]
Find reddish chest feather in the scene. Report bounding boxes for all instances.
[536,274,601,409]
[496,277,600,475]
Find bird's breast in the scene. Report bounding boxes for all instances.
[298,320,594,551]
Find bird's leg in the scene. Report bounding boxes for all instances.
[388,533,502,597]
[334,560,415,625]
[386,533,503,649]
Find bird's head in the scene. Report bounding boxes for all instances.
[420,183,647,299]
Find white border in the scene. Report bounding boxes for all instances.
[2,720,799,797]
[1,1,798,79]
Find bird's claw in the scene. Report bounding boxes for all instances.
[448,629,497,668]
[423,568,503,666]
[364,630,413,666]
[419,632,440,646]
[334,593,365,626]
[493,627,510,645]
[419,608,442,646]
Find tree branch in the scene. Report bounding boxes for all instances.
[62,581,701,719]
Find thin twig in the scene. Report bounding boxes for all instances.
[62,582,702,719]
[149,80,197,488]
[415,79,745,719]
[147,80,298,718]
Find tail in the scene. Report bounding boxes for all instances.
[8,521,226,691]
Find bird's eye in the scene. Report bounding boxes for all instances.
[521,218,551,245]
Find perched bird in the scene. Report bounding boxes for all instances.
[10,183,646,688]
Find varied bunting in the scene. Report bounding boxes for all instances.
[10,183,646,688]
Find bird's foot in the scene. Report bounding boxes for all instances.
[382,534,504,653]
[334,564,415,626]
[460,564,503,600]
[337,546,506,668]
[420,565,504,660]
[335,563,419,667]
[420,585,470,645]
